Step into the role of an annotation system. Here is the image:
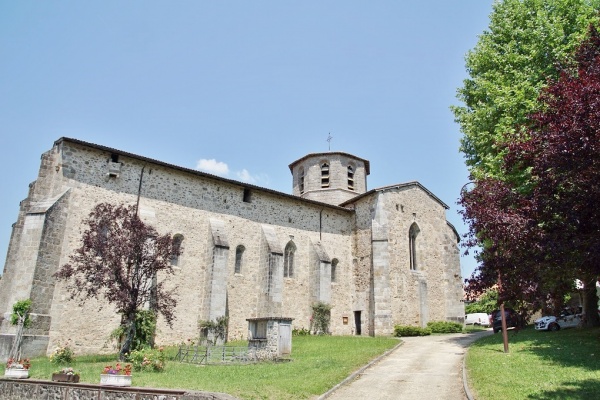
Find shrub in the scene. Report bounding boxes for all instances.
[49,341,75,364]
[311,302,332,335]
[109,310,157,351]
[10,299,32,328]
[198,316,228,345]
[393,325,431,337]
[292,327,310,336]
[426,321,463,334]
[127,346,166,372]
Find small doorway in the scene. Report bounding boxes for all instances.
[354,311,362,335]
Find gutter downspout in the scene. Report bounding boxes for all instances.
[136,165,146,216]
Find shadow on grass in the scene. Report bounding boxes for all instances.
[468,326,600,399]
[526,378,600,399]
[510,326,599,371]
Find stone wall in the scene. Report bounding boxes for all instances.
[348,184,463,332]
[2,139,357,356]
[0,379,238,400]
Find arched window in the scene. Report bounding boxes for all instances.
[331,258,339,282]
[171,234,184,266]
[347,166,354,190]
[284,241,296,278]
[321,162,330,188]
[409,223,420,270]
[235,245,245,274]
[299,167,305,194]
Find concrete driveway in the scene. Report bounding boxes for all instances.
[320,330,492,400]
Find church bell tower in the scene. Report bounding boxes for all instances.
[289,152,370,206]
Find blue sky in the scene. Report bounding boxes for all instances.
[0,1,493,278]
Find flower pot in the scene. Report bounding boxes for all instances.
[100,374,131,387]
[4,369,29,379]
[52,373,80,383]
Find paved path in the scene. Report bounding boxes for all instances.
[321,330,492,400]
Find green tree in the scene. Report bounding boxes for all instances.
[453,0,599,180]
[460,28,600,325]
[465,290,498,314]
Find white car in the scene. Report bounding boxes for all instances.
[535,309,582,331]
[465,313,491,327]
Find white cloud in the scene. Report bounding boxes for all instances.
[236,169,256,184]
[196,159,270,187]
[196,159,229,176]
[237,170,271,187]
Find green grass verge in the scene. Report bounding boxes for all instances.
[466,326,600,400]
[27,335,399,399]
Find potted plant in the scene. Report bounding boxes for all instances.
[4,358,31,379]
[52,367,80,383]
[100,363,132,386]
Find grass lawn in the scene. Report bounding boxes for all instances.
[27,335,400,399]
[466,326,600,400]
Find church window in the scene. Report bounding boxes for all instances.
[409,223,420,270]
[331,258,339,282]
[284,241,296,278]
[347,166,354,190]
[321,163,330,188]
[235,245,245,274]
[299,167,305,194]
[171,234,184,266]
[110,153,119,163]
[243,188,252,203]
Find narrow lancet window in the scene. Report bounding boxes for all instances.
[409,223,420,270]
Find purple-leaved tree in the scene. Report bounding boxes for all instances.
[54,203,181,359]
[460,27,600,326]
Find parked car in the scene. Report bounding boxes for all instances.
[491,308,522,333]
[535,308,583,331]
[465,313,491,326]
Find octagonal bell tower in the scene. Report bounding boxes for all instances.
[289,152,370,206]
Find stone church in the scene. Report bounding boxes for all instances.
[0,137,463,358]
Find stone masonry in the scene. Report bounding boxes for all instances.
[0,137,463,359]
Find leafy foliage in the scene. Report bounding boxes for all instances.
[10,299,32,328]
[54,203,181,359]
[393,325,431,337]
[465,290,499,314]
[127,346,166,372]
[310,302,332,335]
[460,28,600,325]
[426,321,463,334]
[292,327,311,336]
[453,0,600,179]
[198,316,229,345]
[49,341,75,365]
[109,310,157,352]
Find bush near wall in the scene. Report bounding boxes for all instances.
[426,321,463,334]
[393,325,431,337]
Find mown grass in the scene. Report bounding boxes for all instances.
[466,326,600,400]
[27,335,400,399]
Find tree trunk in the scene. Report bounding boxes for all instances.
[582,279,600,327]
[119,312,137,361]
